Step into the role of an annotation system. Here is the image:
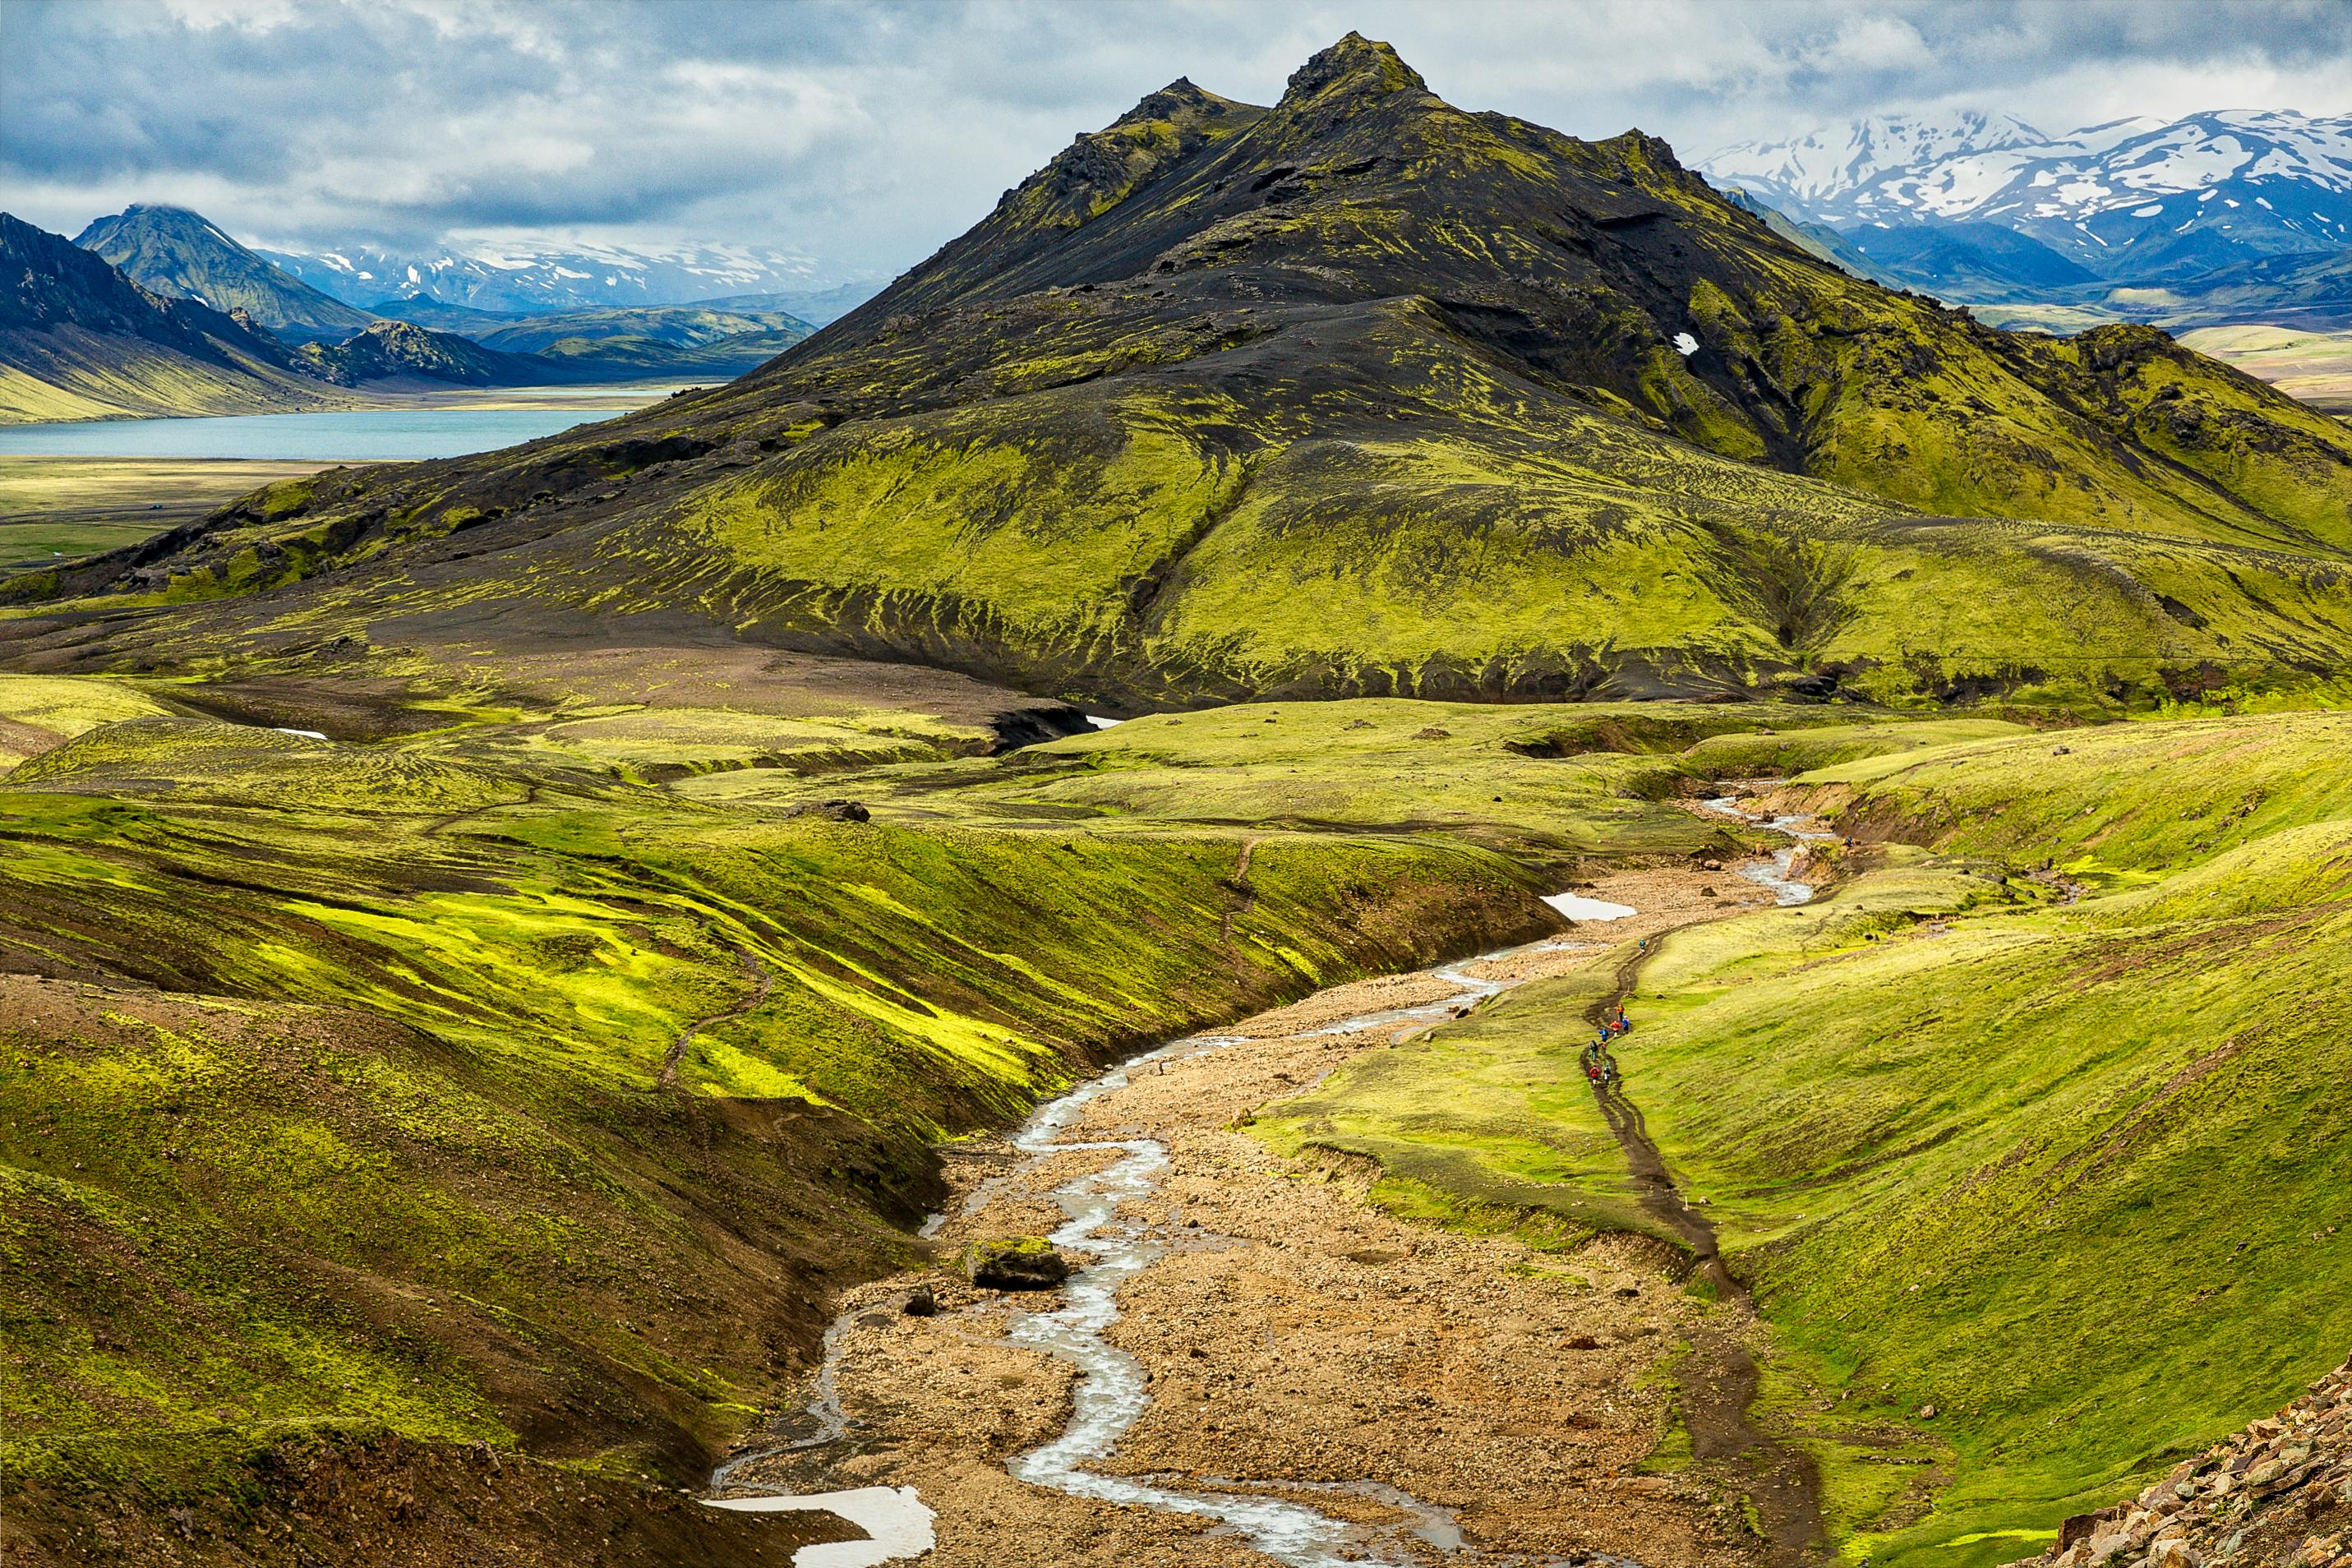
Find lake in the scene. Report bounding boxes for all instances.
[0,405,636,461]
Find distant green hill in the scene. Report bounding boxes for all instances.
[292,320,570,387]
[16,36,2352,713]
[475,301,813,353]
[0,213,350,424]
[75,205,377,342]
[365,294,526,334]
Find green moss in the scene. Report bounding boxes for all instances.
[1268,717,2352,1567]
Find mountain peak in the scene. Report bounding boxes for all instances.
[73,203,376,339]
[1279,32,1429,111]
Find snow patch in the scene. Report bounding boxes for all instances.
[705,1487,934,1566]
[1543,892,1637,922]
[1672,332,1699,357]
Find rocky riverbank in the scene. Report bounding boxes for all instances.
[712,867,1784,1566]
[2003,1356,2350,1568]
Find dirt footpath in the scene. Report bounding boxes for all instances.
[720,869,1777,1566]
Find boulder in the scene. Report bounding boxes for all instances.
[965,1236,1071,1290]
[790,800,872,823]
[2060,1515,2105,1552]
[903,1284,938,1317]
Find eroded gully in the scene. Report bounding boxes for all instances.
[709,794,1834,1566]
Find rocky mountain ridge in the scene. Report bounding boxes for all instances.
[0,213,347,423]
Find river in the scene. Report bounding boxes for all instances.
[708,814,1829,1566]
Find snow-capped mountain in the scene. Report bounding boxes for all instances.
[1704,109,2050,219]
[1705,109,2352,280]
[253,238,840,316]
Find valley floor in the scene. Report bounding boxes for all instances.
[721,869,1787,1568]
[0,457,333,568]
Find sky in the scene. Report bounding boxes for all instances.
[6,0,2350,284]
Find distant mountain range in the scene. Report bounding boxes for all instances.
[1704,108,2352,326]
[0,208,825,422]
[252,238,878,324]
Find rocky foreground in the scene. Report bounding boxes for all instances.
[2006,1356,2351,1568]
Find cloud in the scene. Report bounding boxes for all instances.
[3,0,2347,283]
[1804,16,1937,75]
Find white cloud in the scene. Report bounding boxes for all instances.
[4,0,2348,284]
[1811,15,1934,71]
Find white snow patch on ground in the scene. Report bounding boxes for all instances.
[1083,715,1124,729]
[1543,892,1638,921]
[706,1487,934,1567]
[272,728,329,740]
[1672,332,1699,357]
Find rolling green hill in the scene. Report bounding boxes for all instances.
[1259,712,2352,1568]
[12,35,2352,711]
[75,205,378,343]
[475,301,813,353]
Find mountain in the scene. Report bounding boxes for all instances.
[258,238,840,316]
[14,35,2352,713]
[1720,188,1895,282]
[519,328,812,380]
[291,320,572,387]
[1840,220,2101,299]
[74,204,378,342]
[473,301,813,353]
[738,281,884,326]
[1706,109,2352,284]
[1706,108,2052,223]
[365,294,527,334]
[0,214,348,424]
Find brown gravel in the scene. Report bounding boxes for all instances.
[717,869,1780,1566]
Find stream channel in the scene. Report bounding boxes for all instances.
[710,791,1829,1566]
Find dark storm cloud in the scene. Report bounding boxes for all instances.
[3,0,2347,281]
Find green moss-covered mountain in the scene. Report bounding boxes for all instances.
[13,35,2352,708]
[0,214,352,425]
[289,319,569,388]
[75,205,378,343]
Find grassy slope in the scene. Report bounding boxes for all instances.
[0,459,336,571]
[0,681,1556,1521]
[682,696,1877,855]
[0,325,350,426]
[1256,713,2352,1568]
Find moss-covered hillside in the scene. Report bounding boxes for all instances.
[1263,713,2352,1568]
[12,36,2352,707]
[0,666,1577,1562]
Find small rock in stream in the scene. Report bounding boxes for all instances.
[965,1236,1071,1290]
